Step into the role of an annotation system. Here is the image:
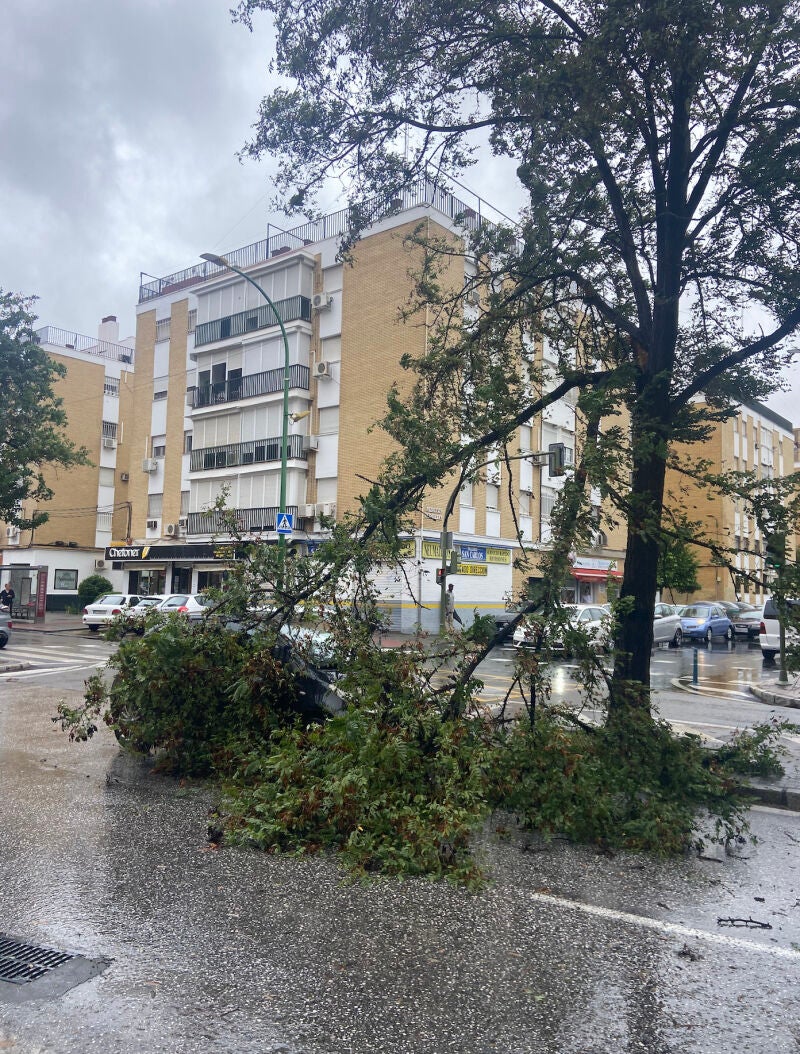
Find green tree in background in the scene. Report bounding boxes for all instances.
[0,291,89,530]
[235,0,800,722]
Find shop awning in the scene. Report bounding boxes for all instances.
[572,566,623,581]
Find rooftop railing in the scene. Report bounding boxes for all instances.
[138,177,499,303]
[34,326,134,363]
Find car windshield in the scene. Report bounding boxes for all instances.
[95,595,125,605]
[682,605,711,617]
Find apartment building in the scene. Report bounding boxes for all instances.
[665,399,796,604]
[0,318,135,615]
[107,182,626,630]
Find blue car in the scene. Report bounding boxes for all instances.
[679,602,734,643]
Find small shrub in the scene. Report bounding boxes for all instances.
[77,574,113,607]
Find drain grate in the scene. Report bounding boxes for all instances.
[0,935,74,986]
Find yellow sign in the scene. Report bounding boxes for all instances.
[458,563,488,576]
[399,540,416,558]
[422,540,453,560]
[486,548,511,564]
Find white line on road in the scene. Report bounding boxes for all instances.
[528,890,800,961]
[0,663,106,679]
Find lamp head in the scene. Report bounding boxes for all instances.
[200,252,228,267]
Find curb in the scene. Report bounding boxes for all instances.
[750,684,800,709]
[736,780,800,812]
[0,662,33,674]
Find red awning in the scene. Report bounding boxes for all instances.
[572,566,622,581]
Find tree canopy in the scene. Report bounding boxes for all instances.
[235,0,800,715]
[0,291,90,530]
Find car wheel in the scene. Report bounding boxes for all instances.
[705,628,713,644]
[725,626,734,642]
[0,633,7,649]
[671,628,683,647]
[88,625,100,633]
[762,650,777,662]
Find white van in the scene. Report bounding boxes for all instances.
[759,596,800,660]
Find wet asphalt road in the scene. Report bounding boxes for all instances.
[1,680,800,1053]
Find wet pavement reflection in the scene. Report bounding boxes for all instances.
[1,680,800,1053]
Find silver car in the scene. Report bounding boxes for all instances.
[653,603,684,646]
[0,611,11,649]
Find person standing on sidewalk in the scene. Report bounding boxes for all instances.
[445,583,456,630]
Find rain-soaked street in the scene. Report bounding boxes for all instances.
[2,676,800,1053]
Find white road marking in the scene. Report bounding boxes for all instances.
[0,662,106,679]
[528,890,800,960]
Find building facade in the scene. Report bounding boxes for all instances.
[664,399,796,605]
[111,184,627,629]
[0,318,134,615]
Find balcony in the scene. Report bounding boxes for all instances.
[189,364,310,409]
[187,505,301,536]
[193,296,311,348]
[189,434,307,472]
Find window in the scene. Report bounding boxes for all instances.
[152,435,166,458]
[102,420,117,439]
[54,569,78,590]
[104,375,119,396]
[183,432,193,454]
[147,493,163,519]
[152,445,166,458]
[187,309,197,334]
[99,467,116,488]
[486,483,499,510]
[153,389,168,401]
[318,406,339,434]
[155,318,171,343]
[180,491,190,516]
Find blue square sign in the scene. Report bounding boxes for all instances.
[276,513,294,535]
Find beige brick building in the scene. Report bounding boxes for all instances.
[107,183,627,629]
[664,400,796,605]
[0,318,134,615]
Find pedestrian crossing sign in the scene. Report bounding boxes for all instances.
[276,513,294,535]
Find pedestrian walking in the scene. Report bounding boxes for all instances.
[445,582,463,630]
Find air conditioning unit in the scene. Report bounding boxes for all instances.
[146,519,158,530]
[95,559,105,570]
[178,517,188,531]
[313,360,331,379]
[311,292,332,310]
[166,523,177,536]
[303,504,317,518]
[142,458,158,473]
[120,472,130,482]
[5,526,19,539]
[302,434,319,452]
[321,502,335,517]
[102,437,117,449]
[467,287,481,305]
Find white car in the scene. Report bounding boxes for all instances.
[759,596,800,661]
[154,593,211,620]
[513,604,611,655]
[82,594,144,632]
[123,595,170,634]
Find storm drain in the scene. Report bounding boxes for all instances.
[0,935,73,985]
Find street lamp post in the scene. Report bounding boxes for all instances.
[200,253,292,585]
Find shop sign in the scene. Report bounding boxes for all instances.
[459,544,486,562]
[458,562,488,576]
[486,547,511,564]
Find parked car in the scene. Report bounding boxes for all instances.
[729,604,762,639]
[123,595,170,634]
[653,602,684,646]
[82,594,143,632]
[513,604,610,655]
[0,611,12,649]
[679,602,734,642]
[154,593,210,620]
[759,596,800,661]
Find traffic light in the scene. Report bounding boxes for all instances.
[765,531,786,570]
[436,568,445,585]
[449,550,459,574]
[548,442,566,477]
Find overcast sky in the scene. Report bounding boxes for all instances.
[2,0,797,425]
